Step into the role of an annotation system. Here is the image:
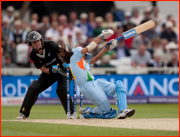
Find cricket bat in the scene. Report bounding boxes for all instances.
[116,20,155,41]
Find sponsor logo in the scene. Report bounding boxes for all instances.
[45,58,56,66]
[123,29,137,39]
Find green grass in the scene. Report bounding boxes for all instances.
[1,104,179,136]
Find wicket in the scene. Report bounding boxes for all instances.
[67,68,83,119]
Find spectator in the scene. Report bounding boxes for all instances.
[13,11,21,22]
[49,12,59,22]
[9,11,21,32]
[103,12,117,30]
[167,54,179,67]
[58,14,68,28]
[130,8,143,26]
[46,32,53,41]
[160,21,177,42]
[93,16,104,37]
[67,33,73,47]
[22,21,31,34]
[151,6,164,25]
[113,39,130,59]
[141,7,152,24]
[99,55,115,68]
[168,16,179,38]
[4,5,15,24]
[38,16,50,39]
[31,13,39,22]
[58,25,68,45]
[161,38,168,53]
[31,13,40,29]
[63,21,80,43]
[123,11,132,29]
[148,50,164,74]
[9,20,27,62]
[154,19,164,35]
[131,45,151,67]
[77,12,93,36]
[1,16,10,53]
[69,11,80,25]
[163,41,179,65]
[148,37,163,58]
[145,24,159,40]
[75,29,87,48]
[45,21,59,42]
[88,11,96,29]
[30,20,38,32]
[3,53,17,68]
[131,32,150,50]
[1,48,5,68]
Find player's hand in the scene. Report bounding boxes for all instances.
[63,63,70,69]
[51,65,61,73]
[99,29,114,39]
[105,39,118,50]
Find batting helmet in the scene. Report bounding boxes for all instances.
[27,31,44,47]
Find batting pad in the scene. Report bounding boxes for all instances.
[116,80,127,112]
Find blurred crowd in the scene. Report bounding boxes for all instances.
[1,5,179,73]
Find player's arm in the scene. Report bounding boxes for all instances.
[40,65,66,75]
[81,36,101,55]
[40,66,51,74]
[90,39,118,64]
[90,47,108,65]
[81,29,114,55]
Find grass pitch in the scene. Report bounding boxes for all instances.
[1,104,179,136]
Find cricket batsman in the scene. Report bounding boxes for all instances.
[58,29,135,119]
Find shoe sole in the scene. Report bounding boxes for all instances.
[118,109,135,119]
[127,109,135,117]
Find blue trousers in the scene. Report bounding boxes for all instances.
[80,79,117,118]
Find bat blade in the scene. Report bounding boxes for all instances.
[122,20,155,40]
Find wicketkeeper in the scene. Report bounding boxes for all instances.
[17,31,74,119]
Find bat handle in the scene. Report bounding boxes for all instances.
[106,36,124,45]
[116,36,124,41]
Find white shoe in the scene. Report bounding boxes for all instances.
[70,114,74,119]
[78,107,85,115]
[117,108,135,119]
[17,113,28,120]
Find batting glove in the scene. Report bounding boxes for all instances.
[105,39,118,50]
[99,29,114,39]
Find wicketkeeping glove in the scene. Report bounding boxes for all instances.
[99,29,114,39]
[51,65,61,73]
[50,64,67,76]
[63,63,70,69]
